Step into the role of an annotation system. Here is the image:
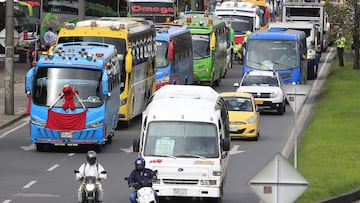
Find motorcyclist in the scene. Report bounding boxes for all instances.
[75,150,107,203]
[128,157,159,203]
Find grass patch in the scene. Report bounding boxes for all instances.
[295,53,360,203]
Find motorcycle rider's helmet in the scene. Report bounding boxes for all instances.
[87,150,97,165]
[134,157,145,171]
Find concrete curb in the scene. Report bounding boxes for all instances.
[0,113,27,130]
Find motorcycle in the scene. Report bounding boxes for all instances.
[74,170,106,203]
[124,172,159,203]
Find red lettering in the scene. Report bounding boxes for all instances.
[131,5,174,14]
[21,1,41,7]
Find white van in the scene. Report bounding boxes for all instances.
[133,85,231,202]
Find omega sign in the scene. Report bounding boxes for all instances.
[131,6,175,14]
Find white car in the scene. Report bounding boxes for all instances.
[234,70,286,115]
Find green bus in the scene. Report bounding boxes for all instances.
[174,14,228,86]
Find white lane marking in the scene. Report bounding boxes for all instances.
[229,145,246,155]
[2,200,11,203]
[20,143,36,151]
[0,121,28,140]
[23,180,37,189]
[68,153,76,157]
[13,193,61,198]
[120,145,133,153]
[47,164,60,172]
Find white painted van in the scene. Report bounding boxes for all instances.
[133,85,231,202]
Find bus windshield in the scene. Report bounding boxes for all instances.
[222,17,253,35]
[192,34,210,59]
[246,39,299,71]
[33,68,104,108]
[144,121,219,158]
[156,40,170,68]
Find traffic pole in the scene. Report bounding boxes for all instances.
[5,0,14,115]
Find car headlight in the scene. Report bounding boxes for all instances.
[247,115,257,124]
[85,183,96,191]
[31,117,46,127]
[86,121,103,128]
[270,91,280,98]
[200,180,217,185]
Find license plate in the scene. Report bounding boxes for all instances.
[174,188,187,196]
[60,131,73,139]
[255,100,264,105]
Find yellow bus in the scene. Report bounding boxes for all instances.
[242,0,269,30]
[57,17,156,127]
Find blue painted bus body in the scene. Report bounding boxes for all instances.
[155,24,194,90]
[25,42,121,151]
[243,27,308,84]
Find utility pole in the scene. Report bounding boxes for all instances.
[78,0,85,21]
[5,0,14,115]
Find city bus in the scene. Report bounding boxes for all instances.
[174,14,227,86]
[242,0,269,30]
[40,0,127,39]
[57,17,157,126]
[25,42,121,152]
[155,23,194,90]
[243,27,308,84]
[127,0,177,23]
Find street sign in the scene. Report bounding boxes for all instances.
[248,153,309,203]
[0,29,20,48]
[282,84,311,114]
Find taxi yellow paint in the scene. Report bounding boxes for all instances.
[220,92,260,140]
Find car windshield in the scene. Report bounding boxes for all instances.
[241,75,279,87]
[223,96,253,112]
[144,121,219,158]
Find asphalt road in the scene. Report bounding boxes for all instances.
[0,48,335,203]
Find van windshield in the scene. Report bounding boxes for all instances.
[144,121,219,158]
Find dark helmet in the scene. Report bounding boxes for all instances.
[87,150,97,165]
[134,157,145,171]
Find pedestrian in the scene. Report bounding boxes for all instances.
[336,33,346,67]
[44,27,56,51]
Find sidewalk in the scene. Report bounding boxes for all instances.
[0,61,29,129]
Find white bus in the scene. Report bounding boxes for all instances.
[133,85,231,202]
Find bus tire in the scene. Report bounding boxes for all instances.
[93,144,102,153]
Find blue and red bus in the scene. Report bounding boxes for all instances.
[155,23,194,90]
[25,42,121,152]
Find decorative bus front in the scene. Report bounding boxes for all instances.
[25,42,121,152]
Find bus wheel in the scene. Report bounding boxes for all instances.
[93,144,102,153]
[106,133,113,144]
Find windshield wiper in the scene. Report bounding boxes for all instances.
[146,154,177,159]
[176,154,207,159]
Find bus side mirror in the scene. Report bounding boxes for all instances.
[210,32,216,51]
[301,53,307,60]
[125,50,133,73]
[25,68,34,93]
[102,73,109,96]
[133,138,140,152]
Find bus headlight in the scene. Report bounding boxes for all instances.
[157,76,170,83]
[86,121,103,128]
[31,118,46,127]
[200,180,217,185]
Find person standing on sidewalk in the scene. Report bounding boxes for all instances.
[336,33,346,67]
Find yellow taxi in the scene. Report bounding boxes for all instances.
[220,92,260,140]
